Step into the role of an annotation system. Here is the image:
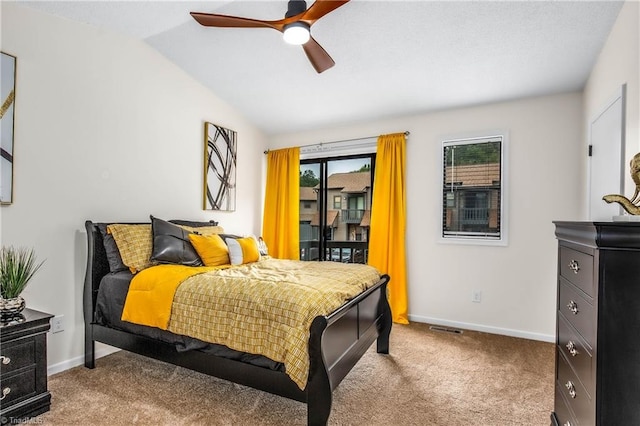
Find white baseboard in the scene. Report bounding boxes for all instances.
[408,314,555,343]
[48,346,120,376]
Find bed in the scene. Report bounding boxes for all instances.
[83,219,392,426]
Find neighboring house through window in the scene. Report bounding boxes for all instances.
[299,186,319,242]
[441,132,508,245]
[299,155,374,263]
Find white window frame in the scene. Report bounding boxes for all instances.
[439,131,509,246]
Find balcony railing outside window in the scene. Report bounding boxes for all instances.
[299,240,368,264]
[341,209,364,224]
[461,207,489,225]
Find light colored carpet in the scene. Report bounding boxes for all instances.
[39,322,554,425]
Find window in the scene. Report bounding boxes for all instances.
[441,133,507,245]
[345,195,365,222]
[333,195,342,209]
[299,154,375,263]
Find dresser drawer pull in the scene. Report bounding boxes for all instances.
[565,381,577,399]
[568,259,580,273]
[0,387,10,400]
[566,341,579,357]
[0,355,10,365]
[567,300,579,315]
[564,422,572,426]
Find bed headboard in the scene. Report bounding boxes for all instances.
[84,221,112,324]
[84,218,220,323]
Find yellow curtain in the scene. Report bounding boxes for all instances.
[262,147,300,260]
[368,133,408,324]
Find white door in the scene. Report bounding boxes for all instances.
[588,85,626,221]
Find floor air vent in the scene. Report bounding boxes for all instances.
[429,325,463,334]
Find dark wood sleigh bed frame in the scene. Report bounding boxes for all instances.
[83,220,392,425]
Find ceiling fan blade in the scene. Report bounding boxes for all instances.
[190,12,287,31]
[193,2,350,73]
[302,36,335,73]
[301,0,350,24]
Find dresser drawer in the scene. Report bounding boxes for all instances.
[0,368,36,407]
[557,351,593,425]
[558,279,595,348]
[554,382,579,426]
[557,314,594,398]
[0,337,36,375]
[559,246,594,298]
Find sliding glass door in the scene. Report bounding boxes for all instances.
[299,154,375,263]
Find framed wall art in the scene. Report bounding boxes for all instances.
[203,122,237,211]
[1,52,16,205]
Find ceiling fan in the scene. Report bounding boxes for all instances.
[190,0,350,73]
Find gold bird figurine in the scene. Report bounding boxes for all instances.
[603,152,640,215]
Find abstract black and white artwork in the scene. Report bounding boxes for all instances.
[203,122,236,211]
[0,52,16,205]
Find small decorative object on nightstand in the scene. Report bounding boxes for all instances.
[0,246,45,319]
[0,308,53,424]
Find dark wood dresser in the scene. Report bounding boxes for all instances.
[0,308,52,425]
[552,221,640,425]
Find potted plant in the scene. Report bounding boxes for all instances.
[0,246,45,318]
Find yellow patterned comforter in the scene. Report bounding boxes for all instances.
[122,258,381,389]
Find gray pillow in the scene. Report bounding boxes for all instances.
[150,216,203,266]
[97,223,128,273]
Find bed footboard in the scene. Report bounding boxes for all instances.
[306,274,391,426]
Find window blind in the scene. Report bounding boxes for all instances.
[442,136,503,240]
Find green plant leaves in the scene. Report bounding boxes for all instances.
[0,247,45,299]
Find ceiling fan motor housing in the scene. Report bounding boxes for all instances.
[285,0,308,18]
[283,0,310,45]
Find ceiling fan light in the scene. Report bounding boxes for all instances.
[283,22,310,45]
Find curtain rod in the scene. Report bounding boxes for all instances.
[264,131,410,154]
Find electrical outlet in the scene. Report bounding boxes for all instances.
[52,315,64,333]
[472,290,482,303]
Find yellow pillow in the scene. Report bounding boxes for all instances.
[179,225,225,236]
[226,236,260,265]
[188,233,230,266]
[107,224,153,273]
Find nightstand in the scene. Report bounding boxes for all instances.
[0,308,53,425]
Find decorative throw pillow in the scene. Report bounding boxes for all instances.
[226,236,260,265]
[218,233,241,241]
[188,233,230,266]
[150,215,203,266]
[169,219,219,227]
[180,225,225,236]
[107,224,153,274]
[97,223,128,272]
[257,237,269,256]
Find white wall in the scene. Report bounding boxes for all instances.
[583,1,639,208]
[1,4,267,372]
[269,92,584,341]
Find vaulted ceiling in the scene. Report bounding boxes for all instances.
[19,1,624,135]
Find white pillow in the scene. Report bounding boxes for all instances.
[257,236,268,256]
[225,236,261,265]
